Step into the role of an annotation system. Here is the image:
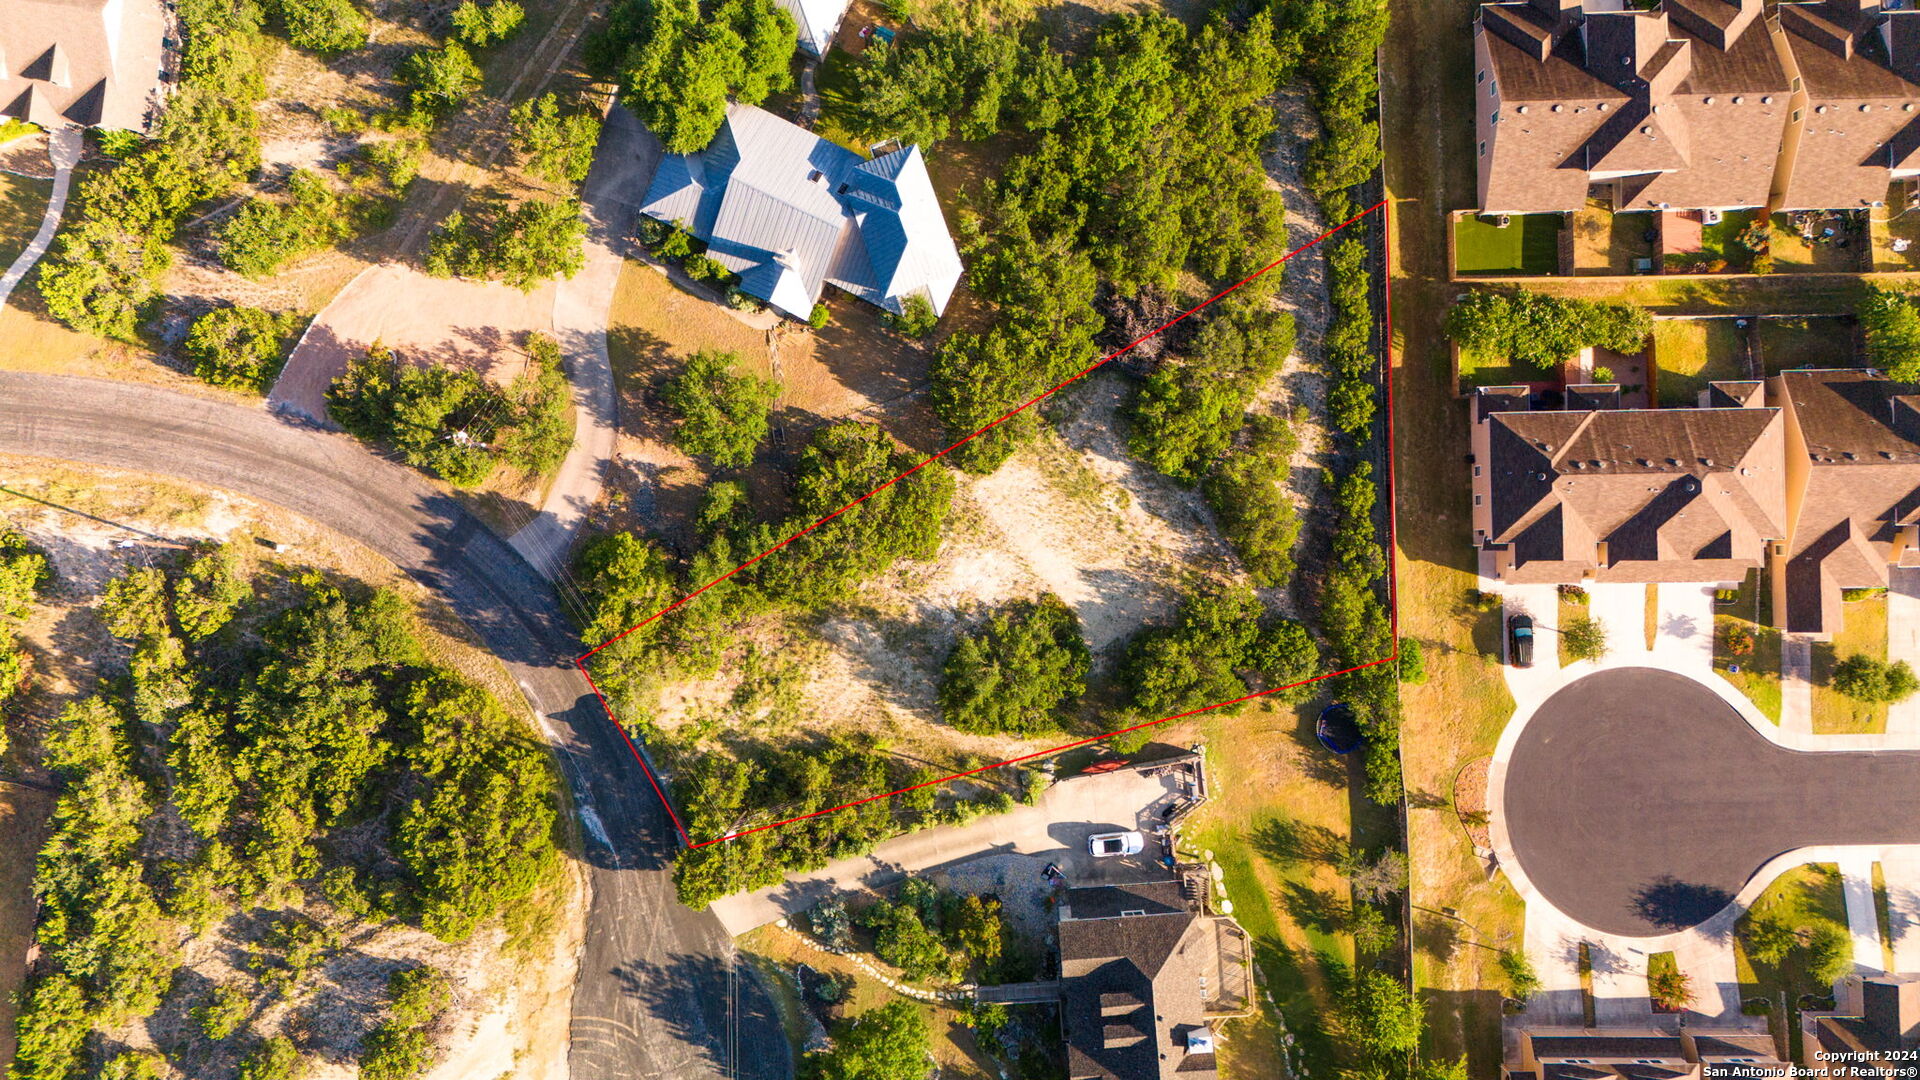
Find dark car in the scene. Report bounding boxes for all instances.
[1507,614,1535,668]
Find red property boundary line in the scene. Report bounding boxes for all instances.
[574,198,1400,849]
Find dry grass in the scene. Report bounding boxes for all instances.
[1384,0,1529,1065]
[1811,595,1890,734]
[0,172,50,269]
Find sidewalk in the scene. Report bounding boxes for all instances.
[0,126,80,307]
[1838,853,1887,974]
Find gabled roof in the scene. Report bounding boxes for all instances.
[0,0,168,131]
[639,104,962,320]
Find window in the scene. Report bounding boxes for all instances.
[1474,494,1484,506]
[1490,111,1501,125]
[1477,69,1486,84]
[1473,465,1483,477]
[1792,109,1803,123]
[1792,76,1803,92]
[1478,141,1487,156]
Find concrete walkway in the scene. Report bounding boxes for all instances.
[1838,853,1887,973]
[1881,849,1920,971]
[0,126,80,307]
[1782,634,1814,737]
[706,767,1189,937]
[507,104,653,581]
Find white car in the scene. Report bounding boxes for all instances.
[1088,831,1145,858]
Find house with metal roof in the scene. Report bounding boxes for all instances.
[0,0,171,131]
[774,0,849,57]
[638,103,963,322]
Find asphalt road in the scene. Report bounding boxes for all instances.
[1501,666,1920,937]
[0,372,789,1080]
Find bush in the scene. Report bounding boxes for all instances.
[268,0,368,52]
[1499,949,1540,1001]
[1397,638,1426,685]
[683,253,731,283]
[802,1000,930,1080]
[195,983,252,1040]
[1203,413,1300,587]
[1591,365,1616,383]
[184,306,300,391]
[403,43,484,114]
[451,0,524,45]
[1842,587,1887,602]
[1562,614,1608,664]
[857,898,954,982]
[1807,922,1852,987]
[809,301,830,329]
[883,294,938,338]
[1831,655,1920,704]
[592,0,796,153]
[939,594,1088,735]
[1558,583,1588,604]
[662,349,778,467]
[1649,965,1693,1009]
[237,1038,304,1080]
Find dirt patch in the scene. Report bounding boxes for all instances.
[0,460,585,1078]
[0,784,53,1065]
[1451,756,1491,850]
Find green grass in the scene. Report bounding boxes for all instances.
[1647,951,1684,1010]
[1757,315,1857,374]
[1812,596,1890,734]
[1454,213,1561,276]
[1698,209,1761,265]
[0,172,51,272]
[1734,863,1847,1060]
[1874,862,1897,973]
[1715,570,1782,724]
[1652,319,1747,406]
[1456,347,1530,389]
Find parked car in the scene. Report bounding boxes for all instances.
[1088,831,1145,858]
[1507,613,1535,668]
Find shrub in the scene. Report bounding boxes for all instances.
[218,169,355,277]
[1591,365,1616,383]
[801,1000,930,1080]
[1738,219,1771,252]
[1446,289,1651,371]
[1750,252,1774,275]
[1722,625,1755,657]
[939,594,1088,735]
[426,194,586,290]
[808,899,852,949]
[1397,638,1427,684]
[683,253,731,283]
[1558,583,1588,604]
[857,899,954,982]
[403,43,483,114]
[237,1038,304,1080]
[1499,949,1541,1001]
[1744,908,1797,966]
[1649,965,1693,1009]
[1842,587,1887,602]
[194,983,251,1040]
[809,301,830,329]
[268,0,368,52]
[662,349,779,467]
[1562,614,1608,664]
[1831,655,1920,704]
[883,294,939,338]
[1203,413,1301,587]
[1807,922,1852,987]
[184,306,300,392]
[451,0,524,45]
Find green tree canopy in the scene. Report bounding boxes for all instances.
[1862,286,1920,383]
[939,594,1089,735]
[1446,289,1651,371]
[805,1000,933,1080]
[592,0,796,154]
[663,349,779,467]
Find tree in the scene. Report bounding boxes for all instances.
[268,0,368,52]
[884,295,938,338]
[1203,414,1300,587]
[508,93,602,184]
[451,0,524,45]
[1446,289,1651,371]
[1499,949,1541,1001]
[662,349,779,467]
[1807,922,1853,987]
[1344,848,1408,904]
[237,1037,305,1080]
[0,528,51,624]
[1862,286,1920,383]
[805,999,932,1080]
[939,594,1088,735]
[403,43,484,114]
[426,195,586,290]
[1397,638,1427,684]
[1744,908,1798,967]
[858,900,954,982]
[1832,655,1920,704]
[1351,901,1396,956]
[184,306,299,391]
[1562,614,1609,664]
[809,302,830,329]
[594,0,797,154]
[1337,970,1424,1061]
[217,169,354,278]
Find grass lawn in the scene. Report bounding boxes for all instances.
[1875,862,1897,973]
[1504,274,1885,314]
[1454,213,1561,276]
[1733,863,1847,1060]
[1647,951,1683,1011]
[1651,319,1747,407]
[0,172,50,270]
[1187,699,1383,1079]
[1811,596,1890,734]
[1714,570,1782,724]
[1644,585,1658,651]
[1455,346,1532,390]
[1756,315,1857,373]
[1698,209,1761,265]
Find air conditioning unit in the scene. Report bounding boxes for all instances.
[1702,208,1723,225]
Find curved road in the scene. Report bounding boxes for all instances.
[0,372,788,1080]
[1502,666,1920,937]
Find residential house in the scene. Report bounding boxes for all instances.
[775,0,849,57]
[1472,368,1920,638]
[1801,973,1920,1067]
[639,103,963,322]
[1468,380,1789,584]
[1056,877,1251,1080]
[1473,0,1920,214]
[0,0,170,131]
[1772,368,1920,635]
[1473,0,1791,213]
[1507,1027,1784,1079]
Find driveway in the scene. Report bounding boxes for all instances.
[1500,666,1920,938]
[0,372,787,1080]
[0,126,80,307]
[707,766,1194,937]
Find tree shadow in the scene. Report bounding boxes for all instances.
[607,951,791,1080]
[1278,881,1349,937]
[1412,909,1463,965]
[1251,817,1348,868]
[1632,875,1735,933]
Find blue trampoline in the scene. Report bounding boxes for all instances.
[1316,703,1363,755]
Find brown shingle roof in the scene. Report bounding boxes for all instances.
[0,0,169,132]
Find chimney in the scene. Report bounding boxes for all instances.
[1885,10,1920,85]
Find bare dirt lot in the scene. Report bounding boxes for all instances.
[0,460,585,1080]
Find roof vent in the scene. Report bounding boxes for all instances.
[1599,102,1611,112]
[1908,103,1917,112]
[1762,95,1774,104]
[1552,103,1563,112]
[1518,104,1529,113]
[1704,96,1715,104]
[1818,104,1830,114]
[1733,95,1744,104]
[1642,125,1654,135]
[1621,54,1632,66]
[1863,104,1873,112]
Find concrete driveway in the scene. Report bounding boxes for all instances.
[707,765,1194,936]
